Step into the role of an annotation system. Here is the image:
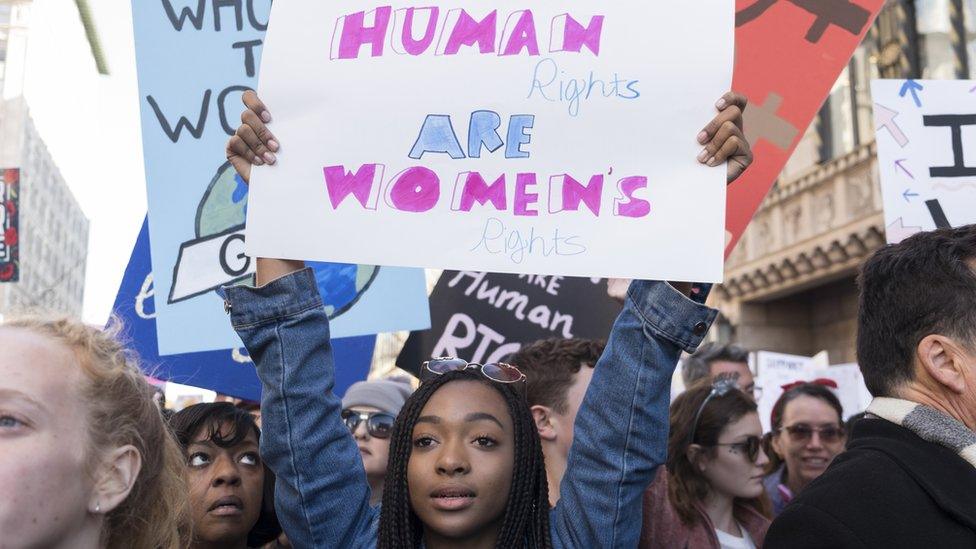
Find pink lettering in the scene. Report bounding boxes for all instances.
[439,9,497,55]
[500,10,539,56]
[393,7,439,55]
[549,14,603,56]
[514,173,539,216]
[385,166,440,212]
[452,172,507,212]
[323,164,384,210]
[549,174,603,216]
[613,176,650,218]
[332,7,393,59]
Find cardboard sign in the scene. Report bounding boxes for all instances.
[727,0,885,254]
[246,1,733,282]
[872,79,976,242]
[0,169,18,282]
[396,271,622,375]
[112,217,377,401]
[131,1,430,355]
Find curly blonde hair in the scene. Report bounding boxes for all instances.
[5,316,190,549]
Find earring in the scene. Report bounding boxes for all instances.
[94,502,100,514]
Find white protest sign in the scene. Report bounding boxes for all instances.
[872,79,976,243]
[247,1,733,282]
[756,351,814,432]
[813,363,872,420]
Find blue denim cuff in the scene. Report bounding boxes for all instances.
[627,280,718,354]
[223,267,323,329]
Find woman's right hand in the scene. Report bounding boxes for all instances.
[226,90,279,184]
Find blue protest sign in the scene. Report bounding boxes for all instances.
[131,0,430,356]
[112,217,377,401]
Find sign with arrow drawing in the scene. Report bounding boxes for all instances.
[872,79,976,243]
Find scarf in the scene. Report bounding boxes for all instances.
[867,397,976,469]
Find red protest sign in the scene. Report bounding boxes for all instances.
[727,0,885,255]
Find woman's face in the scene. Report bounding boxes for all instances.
[186,422,265,546]
[347,405,392,479]
[0,329,95,546]
[699,411,769,500]
[407,380,515,545]
[771,395,845,488]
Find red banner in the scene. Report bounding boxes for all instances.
[0,169,19,282]
[728,0,885,255]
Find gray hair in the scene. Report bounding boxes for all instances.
[682,342,750,387]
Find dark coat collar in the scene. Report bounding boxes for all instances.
[849,417,976,529]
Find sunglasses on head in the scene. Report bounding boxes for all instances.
[341,409,396,439]
[712,435,763,463]
[686,372,741,449]
[778,423,845,444]
[422,357,526,384]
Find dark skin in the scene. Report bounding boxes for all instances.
[235,89,755,546]
[407,381,515,549]
[186,424,264,549]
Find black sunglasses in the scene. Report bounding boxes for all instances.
[713,435,763,463]
[341,409,396,439]
[778,424,845,444]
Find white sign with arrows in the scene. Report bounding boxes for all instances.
[872,79,976,243]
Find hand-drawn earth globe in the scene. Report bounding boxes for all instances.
[196,161,380,318]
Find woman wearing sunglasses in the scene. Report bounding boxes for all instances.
[641,375,771,549]
[762,380,845,516]
[341,377,414,505]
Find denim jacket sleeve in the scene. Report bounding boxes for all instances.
[549,279,717,548]
[224,268,378,549]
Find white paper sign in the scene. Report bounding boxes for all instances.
[756,351,814,432]
[872,79,976,243]
[246,1,733,282]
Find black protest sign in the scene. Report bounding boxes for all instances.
[397,271,622,375]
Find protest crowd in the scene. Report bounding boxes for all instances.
[3,1,976,548]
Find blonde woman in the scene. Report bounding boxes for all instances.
[0,316,189,548]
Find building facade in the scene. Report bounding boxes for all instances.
[0,0,104,316]
[715,0,976,363]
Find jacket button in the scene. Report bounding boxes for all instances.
[693,321,707,336]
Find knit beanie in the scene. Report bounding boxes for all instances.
[341,376,414,415]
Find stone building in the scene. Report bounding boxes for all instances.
[0,0,105,316]
[715,0,976,363]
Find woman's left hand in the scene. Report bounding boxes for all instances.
[697,91,753,184]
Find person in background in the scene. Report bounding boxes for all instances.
[765,225,976,547]
[641,375,771,549]
[683,343,760,401]
[761,380,845,516]
[170,401,281,549]
[340,376,414,505]
[508,337,606,506]
[0,316,189,548]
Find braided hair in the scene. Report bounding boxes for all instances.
[377,369,552,549]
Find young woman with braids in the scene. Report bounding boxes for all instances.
[220,89,751,548]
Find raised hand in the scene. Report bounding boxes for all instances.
[225,90,279,184]
[697,91,753,184]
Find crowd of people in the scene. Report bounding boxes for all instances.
[1,91,974,548]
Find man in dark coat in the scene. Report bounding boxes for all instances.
[766,225,976,548]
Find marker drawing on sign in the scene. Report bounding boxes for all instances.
[901,188,918,202]
[735,0,872,43]
[894,159,914,179]
[744,92,799,150]
[873,103,909,147]
[899,79,923,108]
[923,114,976,178]
[885,217,922,243]
[925,199,953,229]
